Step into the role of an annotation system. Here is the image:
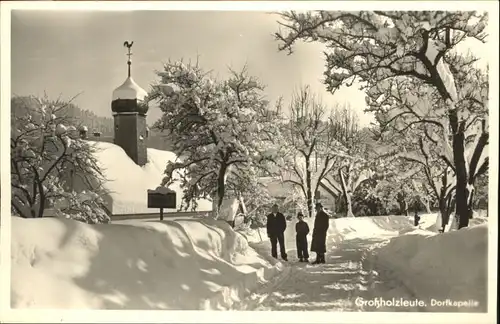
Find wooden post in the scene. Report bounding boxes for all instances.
[160,207,164,221]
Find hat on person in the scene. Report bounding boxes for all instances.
[315,202,323,208]
[297,211,304,218]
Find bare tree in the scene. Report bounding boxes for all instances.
[323,106,374,217]
[280,86,346,217]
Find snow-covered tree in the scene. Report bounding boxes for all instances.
[279,86,347,218]
[379,125,456,227]
[411,175,435,215]
[351,178,381,216]
[11,95,110,224]
[326,113,376,218]
[275,10,488,228]
[282,185,309,217]
[370,55,488,229]
[473,171,488,210]
[148,61,284,218]
[366,150,423,216]
[446,54,489,224]
[11,96,114,137]
[226,164,275,224]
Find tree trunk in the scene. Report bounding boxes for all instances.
[444,193,456,231]
[345,191,354,218]
[395,189,406,216]
[238,194,247,215]
[37,185,46,218]
[467,189,474,219]
[424,200,431,214]
[368,200,378,216]
[305,159,313,218]
[30,205,37,218]
[11,200,27,218]
[418,195,431,214]
[257,227,263,242]
[439,198,449,232]
[449,111,469,229]
[466,119,488,220]
[214,164,228,219]
[397,196,407,216]
[339,168,354,218]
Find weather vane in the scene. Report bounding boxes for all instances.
[123,41,134,77]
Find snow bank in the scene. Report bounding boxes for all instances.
[11,216,281,310]
[372,224,488,312]
[217,197,240,223]
[237,227,265,244]
[320,213,488,312]
[90,141,212,214]
[469,209,488,227]
[326,214,439,244]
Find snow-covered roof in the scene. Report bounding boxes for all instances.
[88,141,212,214]
[112,77,148,101]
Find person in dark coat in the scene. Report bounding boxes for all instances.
[413,201,421,226]
[295,212,310,262]
[414,210,421,226]
[266,204,288,261]
[310,202,329,264]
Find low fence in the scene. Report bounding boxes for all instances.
[111,210,213,221]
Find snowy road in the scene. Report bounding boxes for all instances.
[235,220,423,312]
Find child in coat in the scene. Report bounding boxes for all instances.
[295,212,310,262]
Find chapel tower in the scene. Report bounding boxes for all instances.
[111,41,148,166]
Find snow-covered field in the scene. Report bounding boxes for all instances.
[10,211,490,317]
[91,141,213,215]
[10,216,282,310]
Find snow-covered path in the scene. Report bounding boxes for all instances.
[235,219,422,311]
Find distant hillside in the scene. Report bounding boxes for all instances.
[66,106,114,136]
[85,129,175,151]
[11,95,177,150]
[11,96,114,136]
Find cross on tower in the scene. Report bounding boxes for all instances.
[123,41,134,77]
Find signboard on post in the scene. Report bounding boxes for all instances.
[147,186,176,220]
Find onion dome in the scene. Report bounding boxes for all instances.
[111,41,149,115]
[112,77,148,101]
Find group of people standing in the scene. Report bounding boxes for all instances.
[266,202,330,265]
